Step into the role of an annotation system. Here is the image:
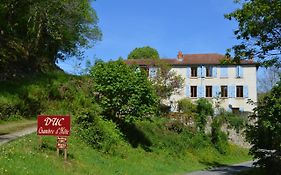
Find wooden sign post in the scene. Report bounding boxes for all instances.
[37,115,71,161]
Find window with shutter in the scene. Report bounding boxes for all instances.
[212,67,217,78]
[236,66,243,78]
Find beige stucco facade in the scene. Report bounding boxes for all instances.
[169,65,257,112]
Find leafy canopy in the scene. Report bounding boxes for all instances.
[226,0,281,67]
[128,46,160,60]
[246,78,281,173]
[150,61,184,100]
[0,0,101,76]
[90,59,159,121]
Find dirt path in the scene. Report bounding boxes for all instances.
[185,161,254,175]
[0,125,37,145]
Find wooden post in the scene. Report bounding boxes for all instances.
[38,136,42,149]
[57,148,60,156]
[64,148,67,161]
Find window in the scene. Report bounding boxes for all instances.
[191,86,197,97]
[149,67,157,78]
[206,67,212,77]
[221,86,228,97]
[206,86,212,97]
[191,67,197,77]
[236,86,243,97]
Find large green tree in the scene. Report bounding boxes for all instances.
[246,79,281,174]
[226,0,281,67]
[127,46,159,60]
[0,0,101,77]
[90,59,159,121]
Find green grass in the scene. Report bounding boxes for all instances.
[0,130,251,175]
[0,119,36,135]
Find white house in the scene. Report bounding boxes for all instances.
[126,52,258,113]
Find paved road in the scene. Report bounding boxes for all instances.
[185,161,254,175]
[0,126,37,145]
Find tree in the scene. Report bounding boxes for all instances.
[225,0,281,67]
[127,46,159,60]
[246,79,281,174]
[90,59,159,121]
[151,61,184,101]
[0,0,101,77]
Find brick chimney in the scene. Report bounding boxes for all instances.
[177,51,183,61]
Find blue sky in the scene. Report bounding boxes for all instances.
[58,0,241,73]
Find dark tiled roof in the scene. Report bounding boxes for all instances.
[125,53,256,66]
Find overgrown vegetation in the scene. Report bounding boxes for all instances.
[0,68,251,174]
[246,79,281,174]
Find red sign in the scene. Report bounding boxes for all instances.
[37,115,70,136]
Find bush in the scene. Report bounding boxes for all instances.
[211,116,229,154]
[75,107,124,153]
[195,98,214,132]
[178,98,197,113]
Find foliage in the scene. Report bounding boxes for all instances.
[75,107,124,153]
[90,60,159,120]
[246,79,281,174]
[211,115,229,154]
[226,0,281,67]
[127,46,159,60]
[151,61,184,100]
[0,0,102,77]
[195,98,214,132]
[178,98,197,113]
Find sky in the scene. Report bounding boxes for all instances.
[58,0,242,73]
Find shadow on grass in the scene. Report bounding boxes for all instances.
[115,119,152,152]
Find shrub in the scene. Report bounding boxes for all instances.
[195,98,214,132]
[211,116,229,154]
[75,107,124,153]
[178,98,197,113]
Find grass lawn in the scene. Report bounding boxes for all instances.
[0,131,252,175]
[0,119,36,135]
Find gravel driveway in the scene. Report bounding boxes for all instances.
[0,126,37,145]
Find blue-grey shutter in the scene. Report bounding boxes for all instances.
[197,66,202,77]
[186,85,190,97]
[187,67,191,78]
[212,85,219,97]
[198,85,203,97]
[236,66,243,78]
[220,67,228,78]
[202,66,206,78]
[212,67,217,78]
[228,85,235,98]
[239,66,243,77]
[244,85,248,98]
